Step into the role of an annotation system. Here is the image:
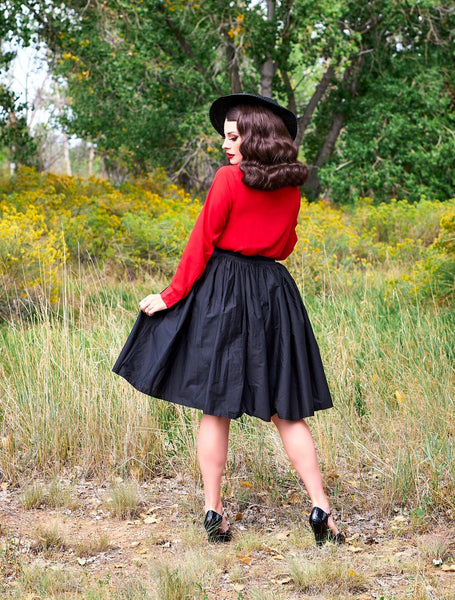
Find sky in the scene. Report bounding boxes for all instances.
[5,40,52,128]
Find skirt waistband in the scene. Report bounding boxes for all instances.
[212,247,276,263]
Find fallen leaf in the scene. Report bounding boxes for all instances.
[275,530,291,540]
[347,479,359,488]
[235,513,243,521]
[237,553,251,565]
[345,533,360,543]
[240,481,253,488]
[1,482,8,491]
[441,564,455,572]
[271,576,292,585]
[136,548,148,554]
[262,544,282,555]
[348,546,363,553]
[271,554,285,561]
[77,558,86,566]
[288,491,300,504]
[143,516,159,524]
[114,564,125,569]
[233,584,245,592]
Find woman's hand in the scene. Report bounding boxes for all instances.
[139,293,167,316]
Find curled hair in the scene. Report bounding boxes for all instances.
[226,104,308,191]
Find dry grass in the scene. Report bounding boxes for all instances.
[0,263,453,521]
[20,483,46,509]
[74,532,112,557]
[20,480,79,511]
[34,521,67,553]
[107,481,142,519]
[289,555,369,596]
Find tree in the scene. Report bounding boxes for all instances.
[2,0,454,200]
[303,0,455,200]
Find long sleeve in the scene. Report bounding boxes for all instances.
[161,168,233,308]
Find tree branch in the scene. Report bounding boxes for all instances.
[157,6,222,95]
[295,63,335,148]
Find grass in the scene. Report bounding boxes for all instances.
[1,180,454,599]
[20,479,79,510]
[289,555,369,595]
[107,482,142,519]
[34,521,67,553]
[0,261,453,521]
[74,532,112,557]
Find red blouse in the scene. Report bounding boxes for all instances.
[161,164,301,308]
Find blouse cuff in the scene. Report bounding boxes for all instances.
[160,286,180,308]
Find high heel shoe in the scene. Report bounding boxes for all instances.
[309,506,345,546]
[204,510,233,543]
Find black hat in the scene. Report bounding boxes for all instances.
[209,93,298,140]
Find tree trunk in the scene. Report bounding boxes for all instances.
[88,143,95,177]
[260,58,276,97]
[280,69,297,114]
[62,132,72,176]
[304,111,345,198]
[259,0,276,97]
[225,41,243,93]
[295,64,335,148]
[304,57,363,197]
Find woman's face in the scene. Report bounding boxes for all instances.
[222,120,242,165]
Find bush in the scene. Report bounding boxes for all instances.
[1,167,454,316]
[0,167,201,316]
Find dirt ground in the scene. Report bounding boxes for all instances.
[1,474,454,599]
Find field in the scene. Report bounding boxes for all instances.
[0,169,454,598]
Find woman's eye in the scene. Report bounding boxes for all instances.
[229,136,238,142]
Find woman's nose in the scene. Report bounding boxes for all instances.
[222,138,229,149]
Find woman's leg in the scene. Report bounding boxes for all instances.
[197,414,231,530]
[271,414,339,535]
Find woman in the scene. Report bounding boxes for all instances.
[113,93,343,546]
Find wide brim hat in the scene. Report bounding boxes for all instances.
[209,93,298,141]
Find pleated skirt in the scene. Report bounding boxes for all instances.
[112,248,333,422]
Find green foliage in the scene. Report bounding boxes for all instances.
[315,63,455,202]
[413,209,455,300]
[3,0,455,200]
[0,84,41,169]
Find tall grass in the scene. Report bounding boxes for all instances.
[305,271,455,512]
[1,259,453,516]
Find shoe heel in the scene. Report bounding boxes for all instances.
[204,510,232,543]
[309,506,329,546]
[309,506,345,546]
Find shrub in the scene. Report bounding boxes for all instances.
[0,167,201,315]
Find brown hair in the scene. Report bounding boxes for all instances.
[225,104,308,191]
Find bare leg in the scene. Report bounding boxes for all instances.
[271,414,339,535]
[197,414,231,531]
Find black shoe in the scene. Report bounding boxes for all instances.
[204,510,233,543]
[309,506,345,546]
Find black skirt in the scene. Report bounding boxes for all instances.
[112,248,333,422]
